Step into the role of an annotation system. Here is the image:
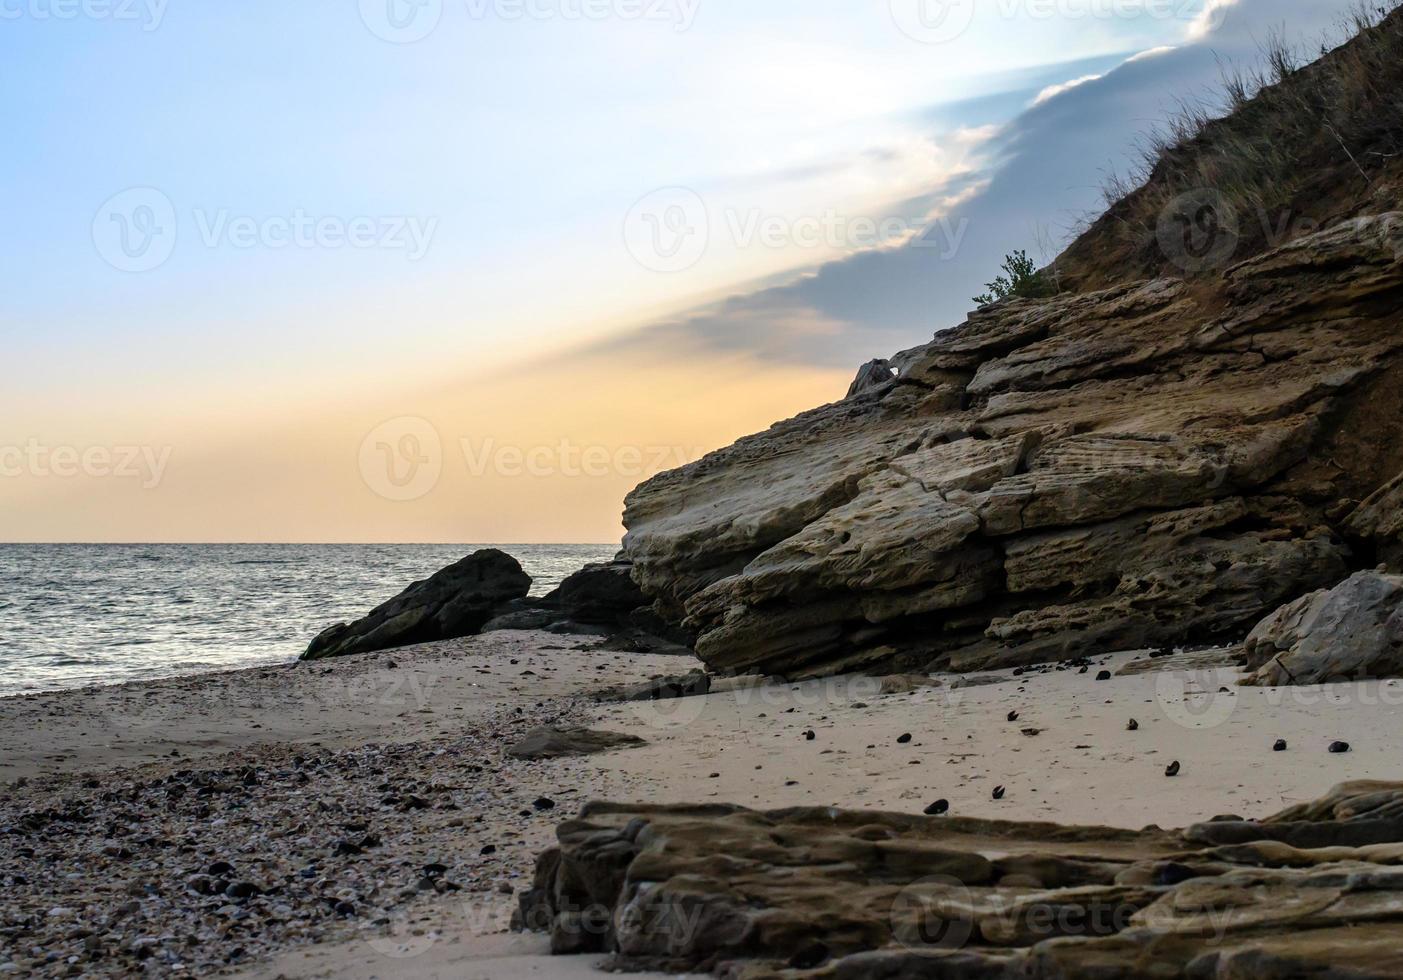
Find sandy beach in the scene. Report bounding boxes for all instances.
[2,632,1398,977]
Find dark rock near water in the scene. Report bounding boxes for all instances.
[543,560,647,625]
[303,549,530,660]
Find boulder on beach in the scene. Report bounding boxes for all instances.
[1243,570,1403,686]
[541,559,647,625]
[302,549,531,660]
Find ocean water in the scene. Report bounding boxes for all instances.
[0,544,617,697]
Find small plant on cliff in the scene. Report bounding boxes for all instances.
[972,250,1055,306]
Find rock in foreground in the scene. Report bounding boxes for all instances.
[1243,569,1403,685]
[516,782,1403,978]
[302,549,530,660]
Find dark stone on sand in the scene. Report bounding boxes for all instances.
[1165,761,1181,777]
[1329,741,1352,754]
[1274,739,1288,752]
[507,726,647,761]
[924,799,950,816]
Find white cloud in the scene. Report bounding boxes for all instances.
[1188,0,1243,41]
[1032,74,1105,106]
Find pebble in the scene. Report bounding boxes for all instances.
[1274,739,1288,752]
[896,733,913,744]
[0,689,584,978]
[1329,741,1351,754]
[1165,761,1181,777]
[923,800,949,816]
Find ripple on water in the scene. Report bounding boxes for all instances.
[0,543,615,697]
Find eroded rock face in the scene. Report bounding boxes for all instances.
[1349,472,1403,568]
[515,782,1403,978]
[302,549,530,660]
[1242,570,1403,685]
[623,216,1403,677]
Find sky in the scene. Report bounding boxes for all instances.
[0,0,1374,542]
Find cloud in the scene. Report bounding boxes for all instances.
[580,0,1373,373]
[1032,74,1105,106]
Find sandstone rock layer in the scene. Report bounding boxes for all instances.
[623,216,1403,677]
[516,782,1403,978]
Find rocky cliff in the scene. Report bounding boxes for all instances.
[621,11,1403,679]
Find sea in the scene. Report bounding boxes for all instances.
[0,543,617,698]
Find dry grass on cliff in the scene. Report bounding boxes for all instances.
[1057,2,1403,290]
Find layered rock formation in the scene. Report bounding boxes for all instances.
[623,215,1403,678]
[516,782,1403,978]
[302,549,530,660]
[1243,569,1403,685]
